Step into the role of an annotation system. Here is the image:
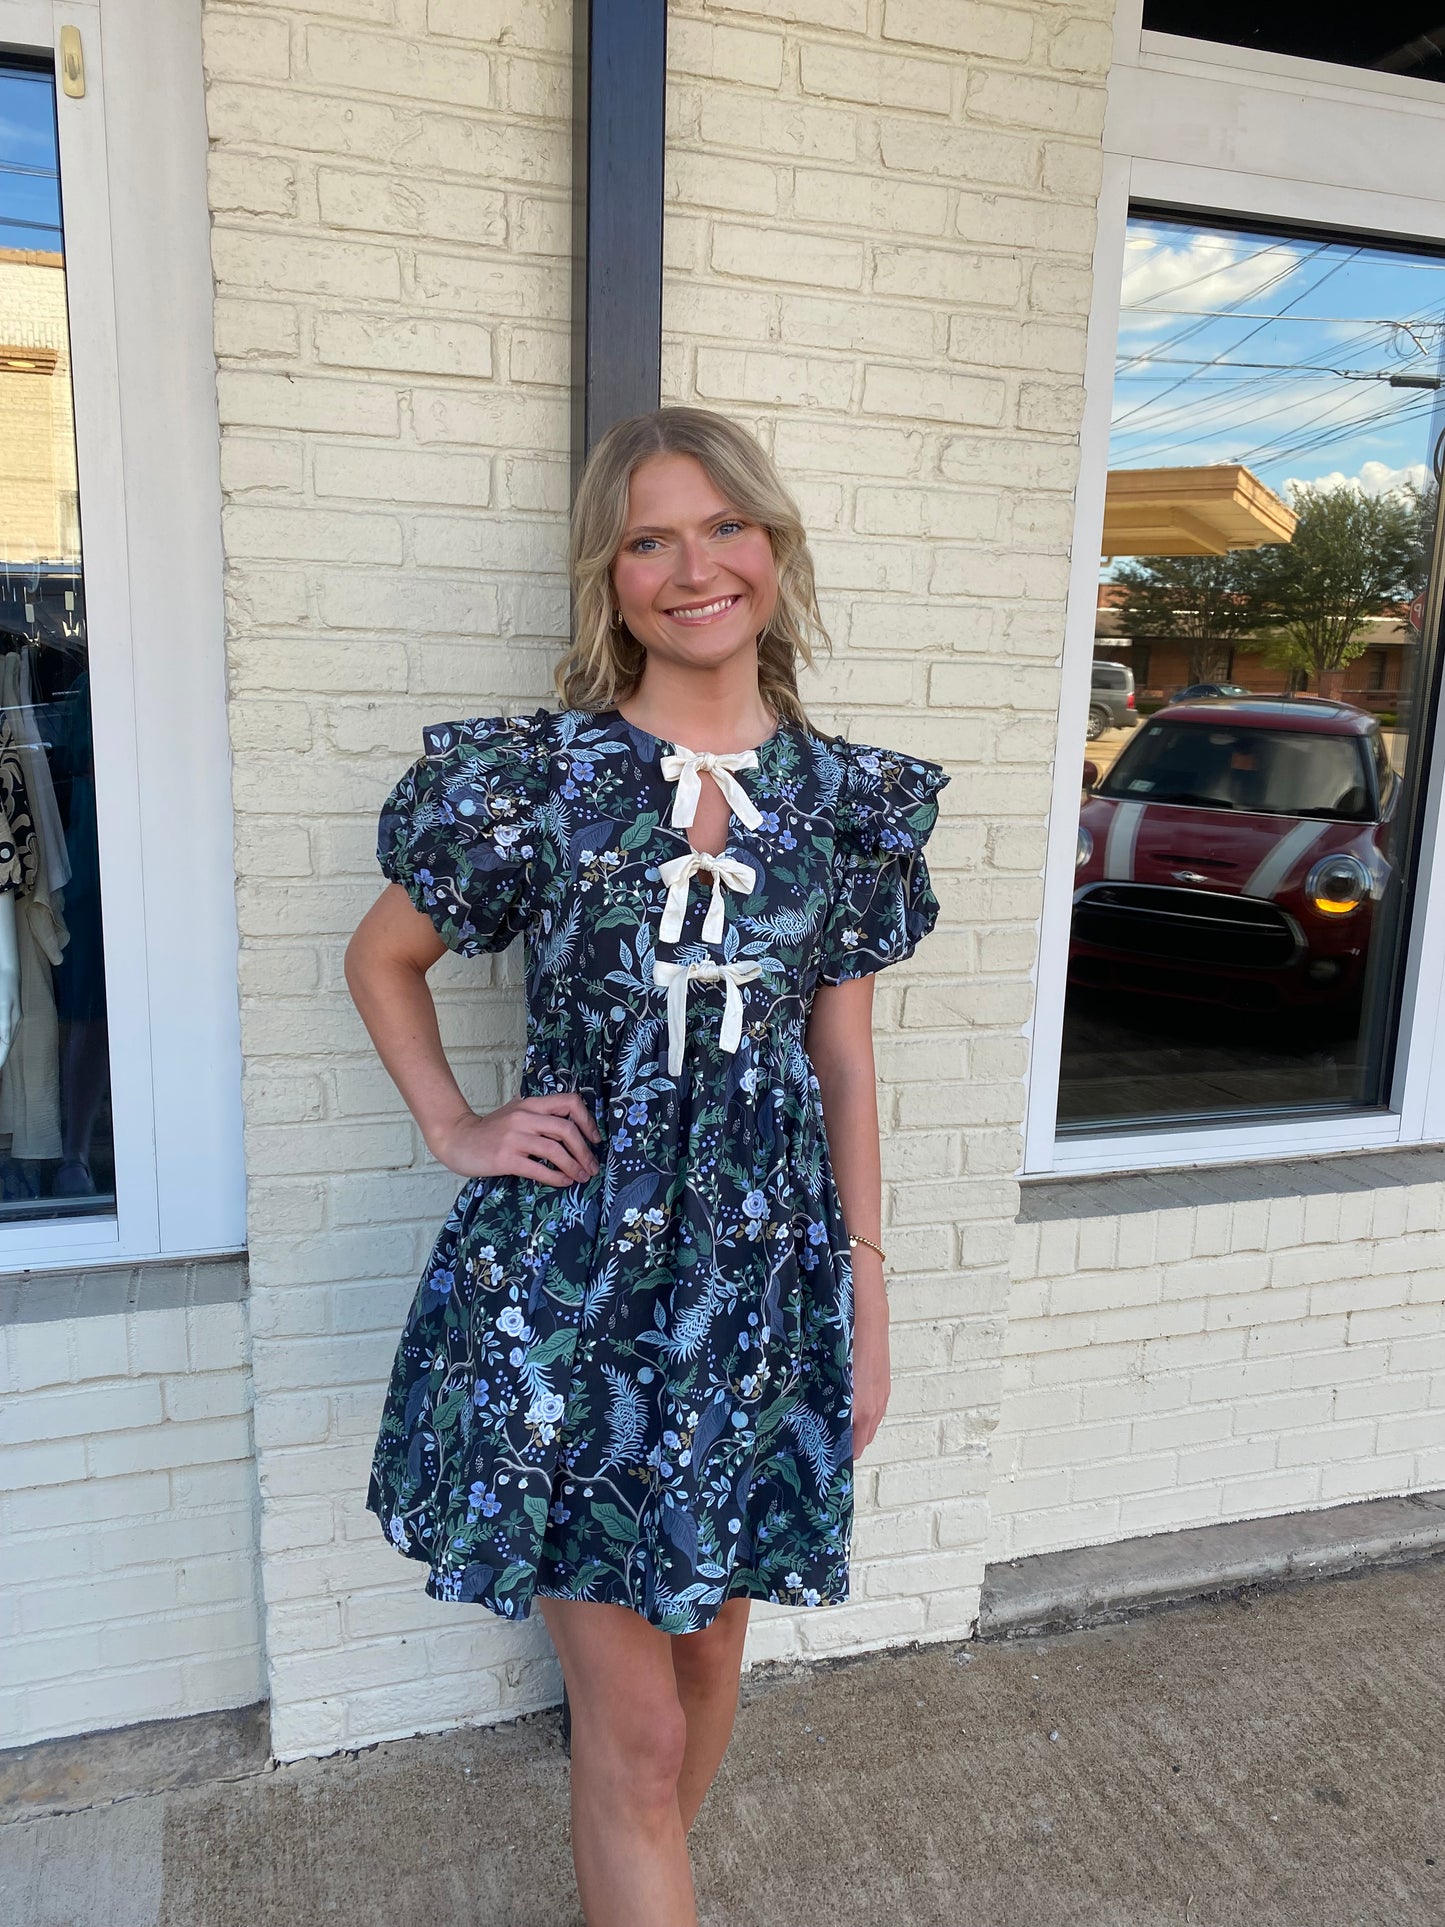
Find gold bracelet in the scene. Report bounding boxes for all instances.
[848,1232,887,1264]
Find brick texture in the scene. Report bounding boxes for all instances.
[190,0,1445,1769]
[201,0,1111,1759]
[0,1305,264,1748]
[0,252,81,563]
[203,0,576,1762]
[662,0,1106,1671]
[201,0,1117,1765]
[991,1179,1445,1561]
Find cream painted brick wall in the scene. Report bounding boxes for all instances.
[204,0,577,1761]
[991,1180,1445,1561]
[663,0,1108,1667]
[0,1305,264,1747]
[207,0,1111,1758]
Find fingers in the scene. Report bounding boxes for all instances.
[516,1153,587,1188]
[524,1090,603,1143]
[521,1114,599,1184]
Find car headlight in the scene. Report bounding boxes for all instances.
[1076,825,1094,871]
[1305,853,1370,917]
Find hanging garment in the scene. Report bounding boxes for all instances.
[6,648,69,897]
[0,712,63,1161]
[0,864,67,1161]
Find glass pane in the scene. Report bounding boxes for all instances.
[1143,5,1445,85]
[1059,211,1445,1133]
[0,60,112,1217]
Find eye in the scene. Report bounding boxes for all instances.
[714,519,744,537]
[628,536,661,554]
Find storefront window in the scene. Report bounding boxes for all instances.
[1059,211,1445,1132]
[0,58,111,1218]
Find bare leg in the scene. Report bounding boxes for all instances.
[670,1596,751,1832]
[539,1597,698,1927]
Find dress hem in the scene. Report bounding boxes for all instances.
[367,1491,851,1631]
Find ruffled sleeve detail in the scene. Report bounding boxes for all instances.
[378,708,555,957]
[816,735,949,985]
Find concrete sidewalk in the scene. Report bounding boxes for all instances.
[5,1558,1443,1927]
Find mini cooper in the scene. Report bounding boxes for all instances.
[1071,697,1396,1016]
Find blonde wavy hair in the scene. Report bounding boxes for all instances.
[557,407,831,728]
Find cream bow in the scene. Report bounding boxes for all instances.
[658,744,764,831]
[653,958,764,1078]
[657,850,757,945]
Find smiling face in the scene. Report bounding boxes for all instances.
[610,452,780,674]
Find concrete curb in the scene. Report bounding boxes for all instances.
[978,1489,1445,1639]
[0,1702,269,1824]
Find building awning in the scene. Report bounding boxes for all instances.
[1103,464,1297,558]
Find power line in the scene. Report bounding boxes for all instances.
[1115,355,1440,381]
[1115,245,1320,377]
[1110,246,1347,429]
[1110,298,1445,463]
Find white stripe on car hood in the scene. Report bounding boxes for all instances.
[1243,819,1327,899]
[1102,802,1145,880]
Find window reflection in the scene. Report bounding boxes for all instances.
[0,60,111,1216]
[1060,213,1445,1132]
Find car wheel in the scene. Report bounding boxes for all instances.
[1086,704,1109,741]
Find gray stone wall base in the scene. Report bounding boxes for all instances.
[979,1490,1445,1639]
[0,1703,269,1823]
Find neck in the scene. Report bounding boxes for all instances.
[618,658,778,752]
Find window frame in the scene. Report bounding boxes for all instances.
[1024,5,1445,1175]
[0,0,243,1269]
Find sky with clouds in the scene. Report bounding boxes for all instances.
[0,66,61,253]
[1110,216,1445,504]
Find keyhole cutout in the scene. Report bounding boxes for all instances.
[686,775,733,861]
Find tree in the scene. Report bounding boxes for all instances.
[1250,482,1419,683]
[1109,551,1267,685]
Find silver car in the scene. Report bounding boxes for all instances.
[1089,659,1139,740]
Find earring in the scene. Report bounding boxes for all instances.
[611,607,622,630]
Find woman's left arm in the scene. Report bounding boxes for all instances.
[805,974,890,1456]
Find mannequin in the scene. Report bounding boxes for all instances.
[0,890,21,1069]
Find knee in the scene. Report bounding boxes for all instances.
[671,1617,745,1702]
[588,1688,689,1810]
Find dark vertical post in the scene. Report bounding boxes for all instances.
[571,0,668,476]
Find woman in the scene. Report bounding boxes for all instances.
[345,406,948,1925]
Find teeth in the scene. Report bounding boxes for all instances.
[669,596,737,620]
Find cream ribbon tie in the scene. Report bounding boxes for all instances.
[658,744,764,832]
[657,850,756,945]
[653,958,764,1078]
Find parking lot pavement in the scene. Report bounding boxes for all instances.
[4,1557,1443,1927]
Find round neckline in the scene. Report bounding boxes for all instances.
[600,706,788,759]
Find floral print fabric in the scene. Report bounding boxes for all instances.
[366,705,948,1632]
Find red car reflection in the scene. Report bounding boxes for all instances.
[1071,698,1397,1015]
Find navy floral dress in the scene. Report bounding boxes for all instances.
[366,705,948,1633]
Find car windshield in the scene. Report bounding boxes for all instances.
[1098,720,1375,820]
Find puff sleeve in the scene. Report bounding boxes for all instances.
[378,709,555,957]
[815,737,948,985]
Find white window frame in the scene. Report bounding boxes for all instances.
[1025,0,1445,1176]
[0,0,243,1268]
